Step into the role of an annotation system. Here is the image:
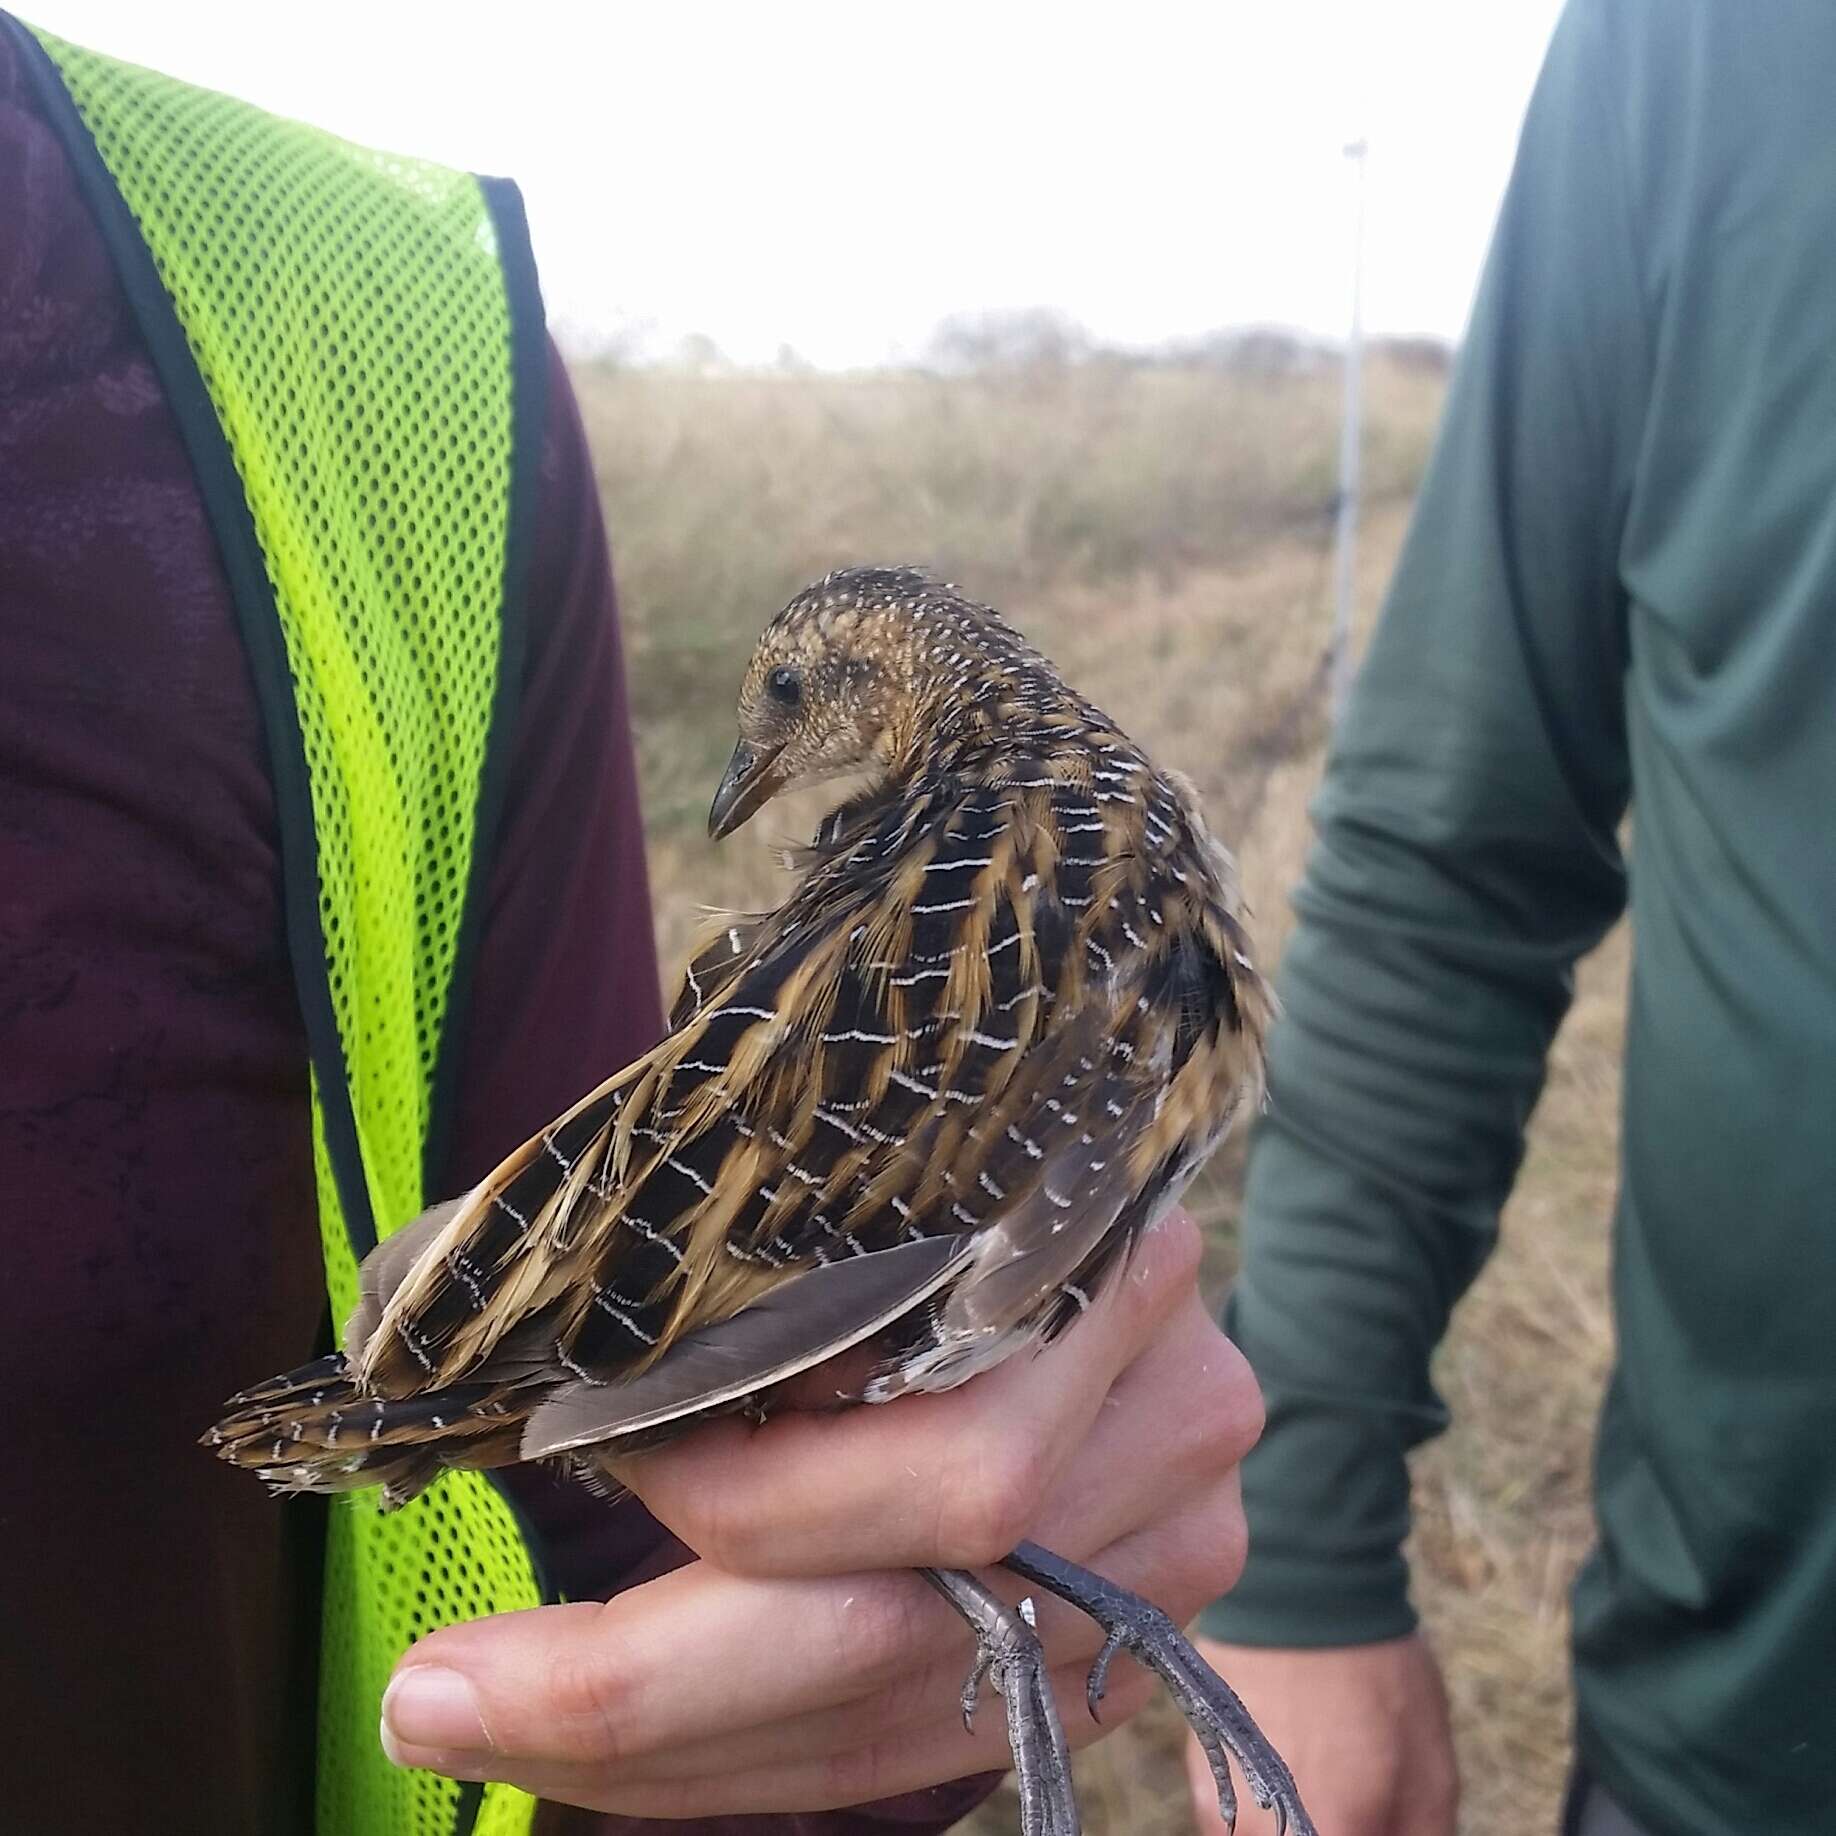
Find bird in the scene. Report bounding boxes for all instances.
[209,565,1315,1836]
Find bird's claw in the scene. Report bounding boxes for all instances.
[924,1568,1080,1836]
[1085,1626,1126,1723]
[1003,1541,1316,1836]
[959,1639,994,1733]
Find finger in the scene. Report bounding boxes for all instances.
[384,1482,1241,1780]
[610,1446,1248,1788]
[610,1207,1205,1576]
[384,1566,942,1770]
[503,1574,1120,1786]
[1023,1291,1263,1560]
[456,1601,1119,1789]
[388,1646,1158,1815]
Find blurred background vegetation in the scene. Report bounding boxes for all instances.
[577,320,1619,1836]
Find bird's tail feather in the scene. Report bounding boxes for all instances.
[204,1352,528,1509]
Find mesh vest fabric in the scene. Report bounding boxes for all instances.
[24,25,547,1836]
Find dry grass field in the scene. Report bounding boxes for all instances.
[575,347,1623,1836]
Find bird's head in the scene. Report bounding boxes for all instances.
[709,565,1021,838]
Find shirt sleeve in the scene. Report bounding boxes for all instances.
[1199,0,1648,1647]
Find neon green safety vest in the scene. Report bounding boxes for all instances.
[11,19,551,1835]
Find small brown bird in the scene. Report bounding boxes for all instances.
[211,566,1313,1836]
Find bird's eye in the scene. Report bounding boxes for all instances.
[766,665,803,707]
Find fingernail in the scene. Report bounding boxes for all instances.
[381,1666,490,1762]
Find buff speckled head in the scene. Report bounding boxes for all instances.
[708,565,1001,838]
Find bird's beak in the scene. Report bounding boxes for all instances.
[708,738,789,839]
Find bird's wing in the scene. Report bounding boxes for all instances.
[517,998,1178,1446]
[668,913,770,1030]
[874,1059,1161,1395]
[343,1199,462,1365]
[352,782,1038,1392]
[352,745,1277,1418]
[519,1233,972,1455]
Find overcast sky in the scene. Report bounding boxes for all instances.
[25,1,1567,368]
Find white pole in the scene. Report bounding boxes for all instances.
[1329,138,1367,721]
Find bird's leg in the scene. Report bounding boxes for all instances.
[1000,1541,1317,1836]
[921,1566,1080,1836]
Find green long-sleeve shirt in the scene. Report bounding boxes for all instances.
[1197,3,1836,1829]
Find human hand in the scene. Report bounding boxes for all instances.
[376,1208,1264,1816]
[1184,1633,1457,1836]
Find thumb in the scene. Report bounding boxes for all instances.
[381,1600,631,1771]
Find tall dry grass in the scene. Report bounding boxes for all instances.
[576,355,1441,951]
[577,350,1619,1836]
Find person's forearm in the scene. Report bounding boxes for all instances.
[1202,856,1597,1644]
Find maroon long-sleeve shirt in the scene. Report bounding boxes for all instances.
[0,31,988,1836]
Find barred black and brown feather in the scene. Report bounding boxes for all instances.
[209,566,1272,1501]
